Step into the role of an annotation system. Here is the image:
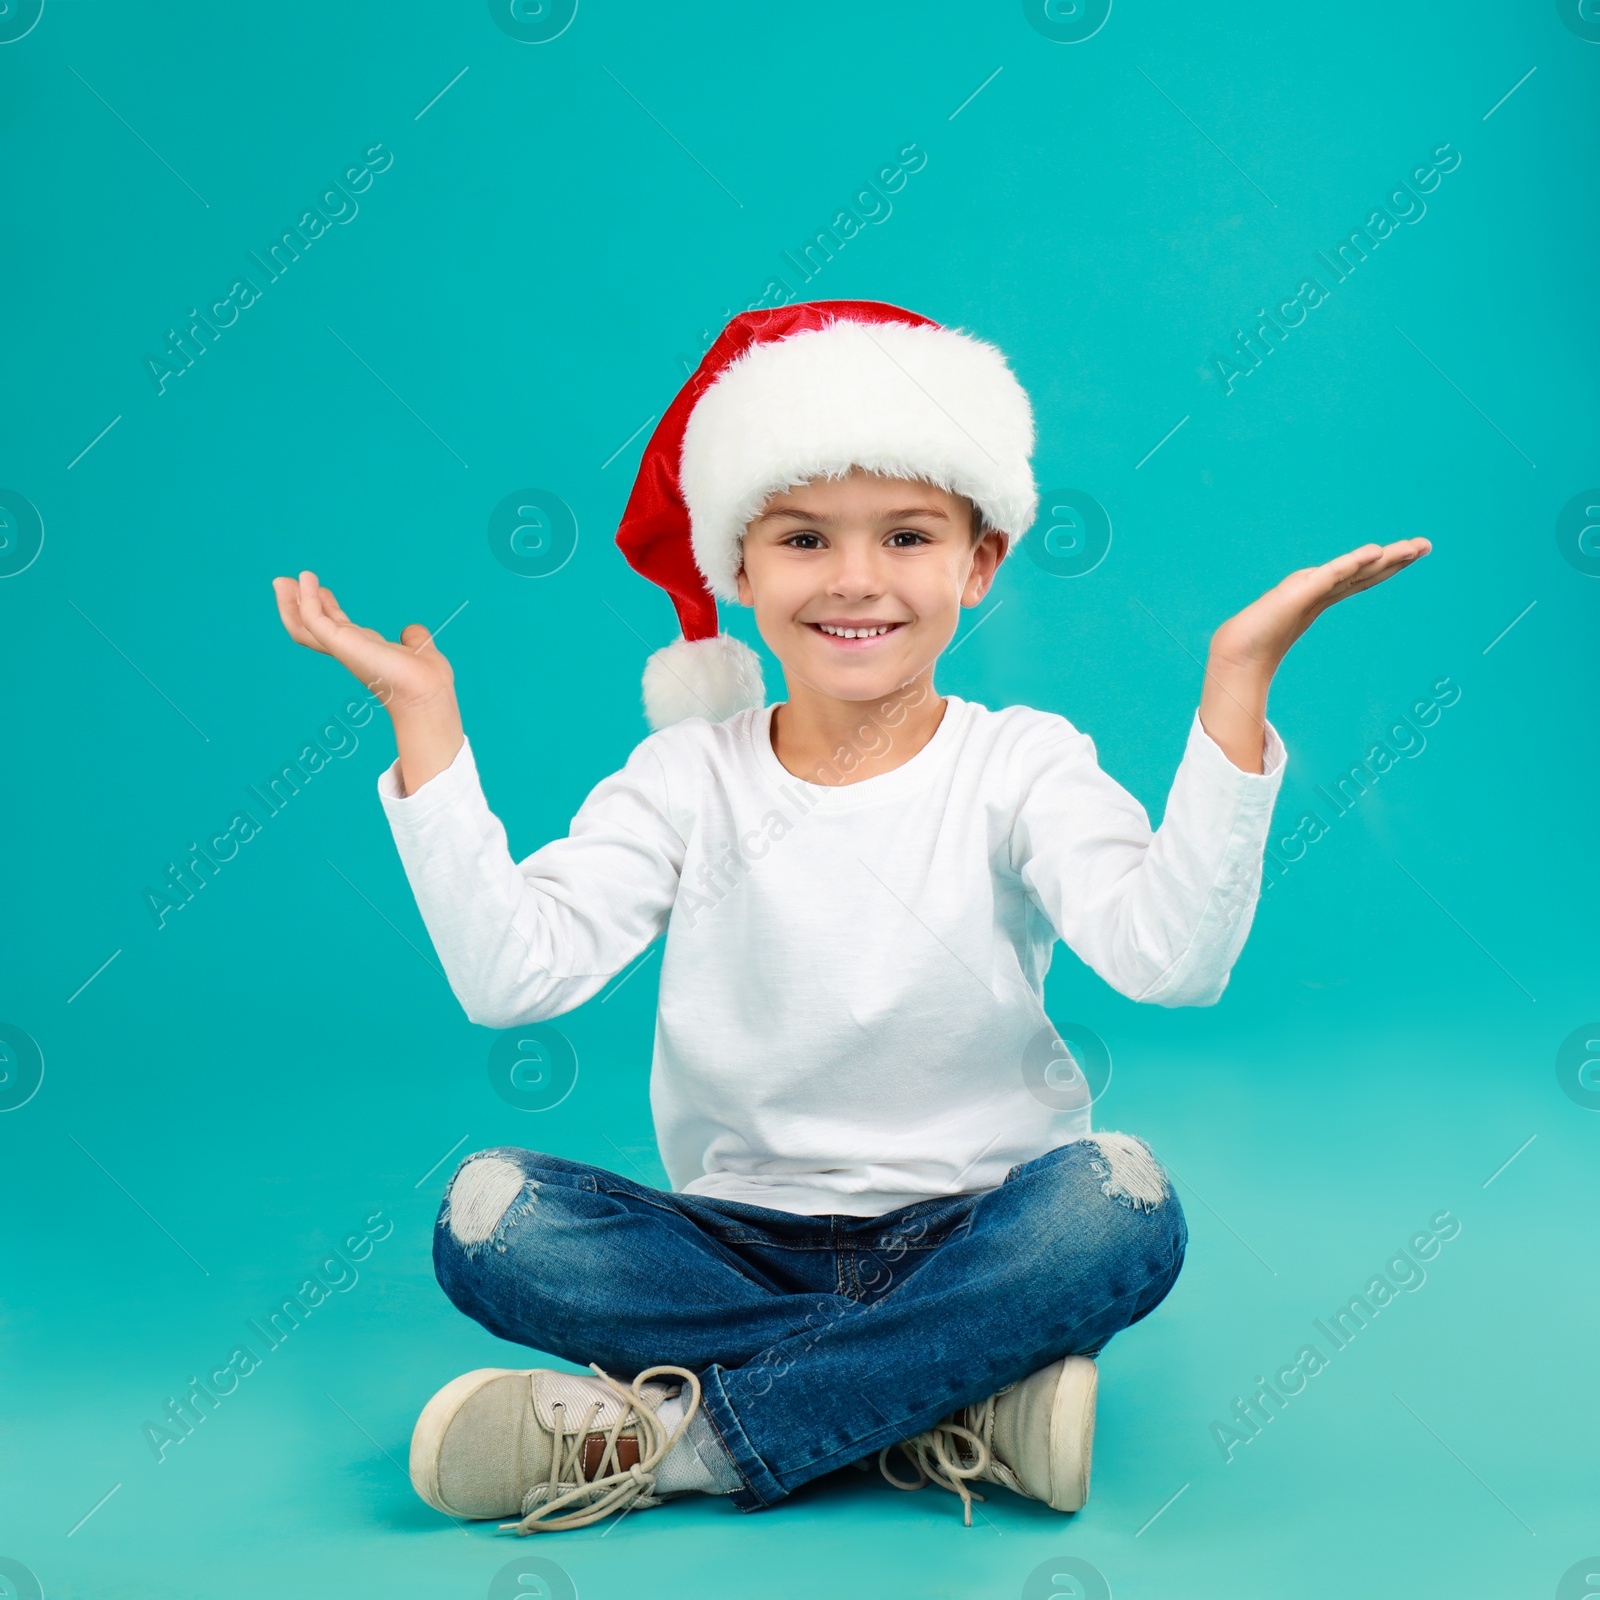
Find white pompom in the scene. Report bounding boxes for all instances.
[641,633,767,731]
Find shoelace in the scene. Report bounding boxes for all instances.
[499,1362,703,1535]
[877,1391,1024,1527]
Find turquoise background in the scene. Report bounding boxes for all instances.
[3,1,1598,1596]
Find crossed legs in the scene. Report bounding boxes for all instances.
[431,1135,1187,1511]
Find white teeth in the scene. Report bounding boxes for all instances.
[817,623,894,638]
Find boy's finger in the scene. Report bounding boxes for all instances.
[1339,544,1387,572]
[1335,550,1418,595]
[1328,539,1421,591]
[295,571,351,653]
[1313,546,1381,588]
[297,570,339,624]
[271,576,326,651]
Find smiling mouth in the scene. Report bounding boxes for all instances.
[805,622,907,645]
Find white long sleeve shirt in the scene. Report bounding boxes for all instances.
[377,695,1286,1216]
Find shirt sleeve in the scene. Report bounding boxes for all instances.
[375,732,685,1030]
[1010,708,1287,1007]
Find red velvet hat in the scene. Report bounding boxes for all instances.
[615,299,1037,731]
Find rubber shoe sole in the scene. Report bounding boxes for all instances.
[1043,1354,1097,1511]
[409,1366,522,1517]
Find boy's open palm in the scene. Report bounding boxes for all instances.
[1214,538,1433,671]
[273,571,465,793]
[271,570,454,710]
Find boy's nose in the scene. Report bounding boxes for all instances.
[824,554,889,598]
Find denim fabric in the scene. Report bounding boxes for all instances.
[432,1136,1187,1512]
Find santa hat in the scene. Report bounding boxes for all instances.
[614,298,1037,731]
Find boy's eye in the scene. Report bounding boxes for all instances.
[778,528,931,549]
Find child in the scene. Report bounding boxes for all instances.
[273,299,1428,1535]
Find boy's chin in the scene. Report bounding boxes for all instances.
[782,658,929,706]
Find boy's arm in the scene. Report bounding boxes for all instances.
[1013,534,1432,1004]
[1011,710,1287,1008]
[1196,653,1271,775]
[377,734,684,1030]
[269,569,685,1030]
[390,692,466,796]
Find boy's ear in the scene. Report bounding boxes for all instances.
[962,528,1010,605]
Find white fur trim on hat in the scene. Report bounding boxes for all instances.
[641,632,766,732]
[679,319,1037,603]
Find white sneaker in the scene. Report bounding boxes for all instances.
[878,1355,1098,1524]
[408,1362,702,1534]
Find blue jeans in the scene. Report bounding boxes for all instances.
[432,1135,1187,1512]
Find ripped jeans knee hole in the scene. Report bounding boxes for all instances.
[1083,1132,1170,1214]
[440,1154,539,1256]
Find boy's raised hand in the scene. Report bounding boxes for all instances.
[272,570,453,708]
[1212,537,1433,672]
[272,570,465,794]
[1197,537,1432,774]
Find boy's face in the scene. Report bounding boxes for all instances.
[734,469,1009,704]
